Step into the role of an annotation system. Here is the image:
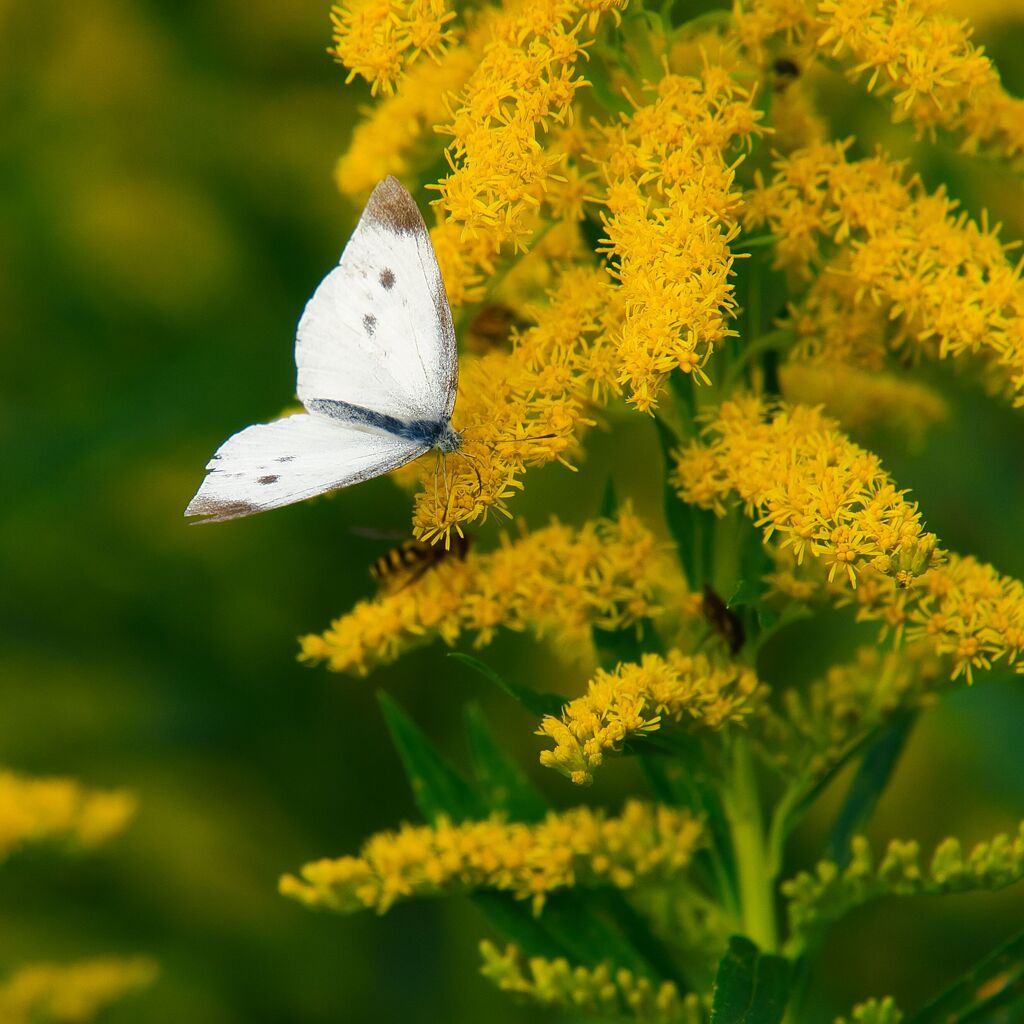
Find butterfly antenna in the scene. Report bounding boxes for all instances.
[455,447,485,497]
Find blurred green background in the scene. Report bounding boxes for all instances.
[1,1,1024,1021]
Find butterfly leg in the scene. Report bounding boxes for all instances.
[455,448,485,497]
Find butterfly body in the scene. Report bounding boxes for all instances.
[185,177,459,523]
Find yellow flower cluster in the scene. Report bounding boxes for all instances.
[779,361,947,444]
[847,554,1024,683]
[784,822,1024,937]
[329,0,458,96]
[301,511,677,674]
[593,69,763,411]
[733,0,1024,163]
[671,396,941,588]
[480,941,703,1024]
[816,0,1024,160]
[409,267,625,541]
[429,0,627,300]
[760,646,941,778]
[539,651,761,785]
[279,801,702,914]
[746,142,1024,405]
[0,769,136,861]
[0,958,157,1024]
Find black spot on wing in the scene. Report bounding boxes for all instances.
[276,456,295,463]
[363,313,377,335]
[379,268,395,290]
[258,475,279,485]
[365,176,425,236]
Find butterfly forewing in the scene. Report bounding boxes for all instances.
[295,176,458,424]
[184,414,428,522]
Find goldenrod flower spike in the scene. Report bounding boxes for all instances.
[592,67,763,411]
[480,942,704,1024]
[410,266,624,540]
[672,396,941,589]
[0,959,157,1024]
[746,143,1024,404]
[0,769,136,862]
[279,801,702,915]
[538,651,762,785]
[783,822,1024,939]
[301,511,680,674]
[733,0,1024,164]
[329,0,459,96]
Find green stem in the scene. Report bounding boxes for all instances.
[724,737,778,951]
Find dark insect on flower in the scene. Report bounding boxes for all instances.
[701,584,745,654]
[465,303,524,355]
[771,57,800,92]
[370,533,474,592]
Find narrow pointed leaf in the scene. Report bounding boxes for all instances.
[449,651,565,718]
[907,924,1024,1024]
[464,702,547,823]
[826,710,916,867]
[377,691,484,824]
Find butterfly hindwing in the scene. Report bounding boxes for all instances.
[185,414,428,523]
[295,176,458,424]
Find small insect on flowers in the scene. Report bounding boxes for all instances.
[185,177,461,522]
[370,533,474,592]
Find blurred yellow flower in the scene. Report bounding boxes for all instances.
[0,770,136,862]
[0,958,157,1024]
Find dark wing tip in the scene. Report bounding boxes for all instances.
[365,176,426,236]
[184,495,261,524]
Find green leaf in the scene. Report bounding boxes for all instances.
[826,711,916,867]
[907,924,1024,1024]
[654,414,715,590]
[377,691,485,825]
[464,702,548,823]
[449,651,565,718]
[711,936,791,1024]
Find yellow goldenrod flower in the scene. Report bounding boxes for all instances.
[0,769,136,862]
[591,67,763,411]
[760,646,942,778]
[329,0,459,96]
[784,822,1024,937]
[769,72,828,153]
[480,941,704,1023]
[408,266,625,542]
[746,142,1024,405]
[847,554,1024,683]
[816,0,1024,161]
[538,651,762,785]
[429,0,627,295]
[780,361,948,443]
[671,395,941,588]
[301,510,679,675]
[0,958,157,1024]
[733,0,1024,163]
[280,801,702,914]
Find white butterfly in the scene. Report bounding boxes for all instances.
[185,177,461,523]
